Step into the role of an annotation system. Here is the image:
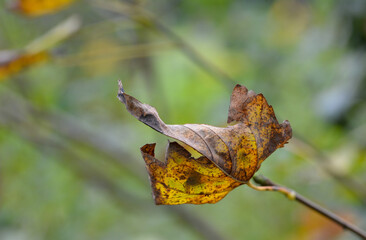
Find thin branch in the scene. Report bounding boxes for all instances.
[246,181,296,200]
[252,175,366,239]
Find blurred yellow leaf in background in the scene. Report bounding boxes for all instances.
[0,50,49,80]
[10,0,75,16]
[0,16,81,80]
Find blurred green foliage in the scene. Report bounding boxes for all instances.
[0,0,366,239]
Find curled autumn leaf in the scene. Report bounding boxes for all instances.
[118,81,292,204]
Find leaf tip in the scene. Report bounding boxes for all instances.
[153,196,163,205]
[141,143,156,157]
[117,80,126,104]
[281,120,292,140]
[234,83,243,89]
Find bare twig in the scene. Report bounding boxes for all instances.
[251,175,366,239]
[246,181,296,200]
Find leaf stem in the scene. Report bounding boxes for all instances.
[246,181,296,200]
[251,175,366,239]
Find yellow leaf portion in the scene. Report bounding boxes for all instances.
[0,51,49,80]
[141,142,242,205]
[11,0,75,16]
[242,94,288,166]
[201,123,258,182]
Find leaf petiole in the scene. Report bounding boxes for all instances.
[247,180,296,200]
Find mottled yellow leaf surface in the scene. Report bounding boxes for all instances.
[10,0,75,16]
[227,85,292,169]
[141,142,242,205]
[118,81,292,204]
[0,51,49,80]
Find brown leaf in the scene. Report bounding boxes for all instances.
[228,85,292,168]
[118,81,292,183]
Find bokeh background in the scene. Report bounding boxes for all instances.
[1,0,366,239]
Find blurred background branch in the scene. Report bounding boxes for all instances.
[92,0,236,91]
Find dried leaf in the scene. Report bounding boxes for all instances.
[9,0,75,16]
[141,142,242,205]
[118,81,292,204]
